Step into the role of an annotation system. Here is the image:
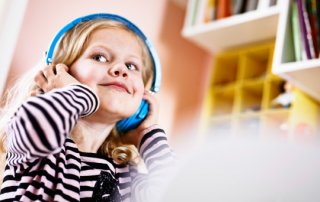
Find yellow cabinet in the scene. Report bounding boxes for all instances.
[202,42,320,141]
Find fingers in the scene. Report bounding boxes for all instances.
[140,90,159,128]
[33,63,71,94]
[143,90,159,113]
[29,87,44,96]
[42,65,55,81]
[34,68,49,92]
[55,63,69,73]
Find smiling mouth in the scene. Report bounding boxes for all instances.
[103,82,130,93]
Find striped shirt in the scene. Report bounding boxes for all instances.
[0,84,175,202]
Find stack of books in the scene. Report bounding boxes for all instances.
[190,0,278,26]
[291,0,320,61]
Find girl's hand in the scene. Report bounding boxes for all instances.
[120,90,159,147]
[31,63,80,95]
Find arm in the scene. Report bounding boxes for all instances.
[120,91,176,202]
[6,83,99,166]
[130,125,176,202]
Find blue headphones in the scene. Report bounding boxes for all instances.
[46,13,161,133]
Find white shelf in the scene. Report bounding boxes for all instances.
[182,5,280,53]
[273,0,320,102]
[273,60,320,102]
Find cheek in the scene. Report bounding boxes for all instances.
[134,79,145,98]
[70,64,105,85]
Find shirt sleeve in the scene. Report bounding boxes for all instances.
[5,84,99,166]
[130,125,176,202]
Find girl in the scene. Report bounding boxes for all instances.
[0,14,174,202]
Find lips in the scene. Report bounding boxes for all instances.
[102,81,130,93]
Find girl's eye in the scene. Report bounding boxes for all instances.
[126,63,138,71]
[92,54,107,63]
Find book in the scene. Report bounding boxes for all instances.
[303,0,315,58]
[232,0,246,15]
[245,0,259,12]
[204,0,216,22]
[316,0,320,57]
[269,0,277,6]
[297,0,312,59]
[191,0,200,26]
[257,0,270,10]
[291,0,303,61]
[196,0,209,24]
[216,0,232,19]
[306,0,319,57]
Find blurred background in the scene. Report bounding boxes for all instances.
[1,0,320,154]
[2,0,320,200]
[0,0,212,148]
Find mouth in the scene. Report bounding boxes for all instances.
[102,82,130,94]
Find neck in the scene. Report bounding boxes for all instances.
[71,120,114,153]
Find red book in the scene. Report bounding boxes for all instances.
[306,0,319,57]
[216,0,232,19]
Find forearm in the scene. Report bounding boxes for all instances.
[6,84,99,166]
[131,125,176,202]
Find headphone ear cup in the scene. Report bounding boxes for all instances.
[116,99,149,133]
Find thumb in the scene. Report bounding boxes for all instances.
[55,63,69,73]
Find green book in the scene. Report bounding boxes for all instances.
[191,0,200,26]
[292,1,303,61]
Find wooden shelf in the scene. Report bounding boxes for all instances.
[182,5,280,52]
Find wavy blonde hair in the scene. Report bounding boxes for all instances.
[0,19,154,165]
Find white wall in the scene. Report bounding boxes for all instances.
[0,0,28,95]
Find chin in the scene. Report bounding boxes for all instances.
[98,103,138,119]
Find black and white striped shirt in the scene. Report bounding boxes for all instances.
[0,84,174,202]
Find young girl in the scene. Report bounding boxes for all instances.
[0,14,174,202]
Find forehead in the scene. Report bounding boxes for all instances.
[88,28,143,51]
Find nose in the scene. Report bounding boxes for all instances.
[109,63,128,78]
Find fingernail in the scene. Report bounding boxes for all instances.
[148,90,155,95]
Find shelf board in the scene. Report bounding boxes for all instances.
[262,108,290,117]
[273,59,320,102]
[182,6,280,53]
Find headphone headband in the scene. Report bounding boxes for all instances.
[46,13,161,92]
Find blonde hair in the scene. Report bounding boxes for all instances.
[0,19,154,165]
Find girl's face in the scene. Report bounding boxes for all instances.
[70,28,145,122]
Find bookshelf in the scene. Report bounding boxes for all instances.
[182,0,280,52]
[183,0,320,103]
[202,42,320,139]
[273,0,320,102]
[182,0,320,139]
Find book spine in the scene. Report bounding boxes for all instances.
[245,0,259,12]
[303,0,315,58]
[204,0,216,22]
[292,0,302,61]
[232,0,245,15]
[257,0,270,10]
[297,0,312,59]
[191,0,200,26]
[216,0,232,19]
[196,0,209,25]
[316,0,320,57]
[306,0,319,57]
